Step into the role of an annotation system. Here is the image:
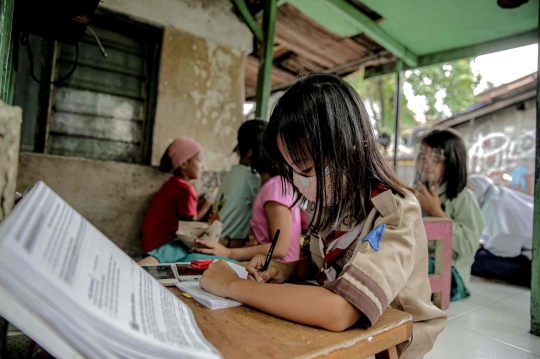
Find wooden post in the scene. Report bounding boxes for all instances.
[392,60,403,169]
[254,0,277,119]
[531,0,540,336]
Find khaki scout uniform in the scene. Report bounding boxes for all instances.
[307,190,447,359]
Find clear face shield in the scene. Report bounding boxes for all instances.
[413,147,445,190]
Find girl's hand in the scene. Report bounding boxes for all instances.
[200,260,240,298]
[246,254,292,283]
[416,182,446,218]
[193,239,232,257]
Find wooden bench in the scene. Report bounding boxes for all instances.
[423,217,453,310]
[170,287,413,359]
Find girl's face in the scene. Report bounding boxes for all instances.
[183,151,204,180]
[417,144,445,186]
[278,137,335,205]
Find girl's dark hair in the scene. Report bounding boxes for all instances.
[251,144,279,176]
[264,73,411,231]
[159,143,174,173]
[421,129,468,200]
[236,119,267,160]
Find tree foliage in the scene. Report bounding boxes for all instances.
[346,58,489,134]
[405,58,488,121]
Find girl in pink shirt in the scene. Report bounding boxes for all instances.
[194,149,301,262]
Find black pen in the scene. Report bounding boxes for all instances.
[261,229,281,272]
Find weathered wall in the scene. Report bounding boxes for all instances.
[152,27,245,170]
[454,98,535,195]
[99,0,252,53]
[17,153,169,258]
[14,2,248,256]
[16,153,225,258]
[0,101,21,220]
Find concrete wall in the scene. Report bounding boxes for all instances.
[0,101,22,220]
[152,27,245,170]
[16,153,229,258]
[17,153,169,258]
[98,1,249,170]
[13,2,250,257]
[100,0,252,53]
[454,98,535,195]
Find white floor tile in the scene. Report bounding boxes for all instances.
[426,323,539,359]
[469,276,529,300]
[445,294,492,320]
[490,292,531,321]
[444,277,529,320]
[451,305,540,355]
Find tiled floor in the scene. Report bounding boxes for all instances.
[426,276,540,359]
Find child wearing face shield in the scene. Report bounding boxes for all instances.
[414,129,485,301]
[198,74,446,359]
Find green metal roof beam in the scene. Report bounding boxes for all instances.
[231,0,264,43]
[255,0,278,118]
[318,0,418,67]
[364,29,538,79]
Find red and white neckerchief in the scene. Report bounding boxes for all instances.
[315,182,388,285]
[316,220,366,284]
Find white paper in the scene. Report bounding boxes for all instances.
[226,262,249,279]
[176,281,243,310]
[0,182,222,359]
[175,262,248,310]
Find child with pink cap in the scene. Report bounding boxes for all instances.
[138,137,220,265]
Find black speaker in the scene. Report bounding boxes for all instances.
[14,0,100,44]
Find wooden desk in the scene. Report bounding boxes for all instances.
[169,287,412,359]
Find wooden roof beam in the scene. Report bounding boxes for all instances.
[287,0,418,67]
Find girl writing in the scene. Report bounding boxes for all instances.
[193,146,301,262]
[198,74,446,359]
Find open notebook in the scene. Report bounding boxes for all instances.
[176,262,248,310]
[0,182,222,359]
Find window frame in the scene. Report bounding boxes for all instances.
[27,8,162,165]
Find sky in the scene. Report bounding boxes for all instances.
[472,44,538,92]
[404,44,538,124]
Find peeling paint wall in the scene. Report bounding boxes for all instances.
[14,2,248,256]
[99,0,253,53]
[0,101,22,221]
[152,27,245,171]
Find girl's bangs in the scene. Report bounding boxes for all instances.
[278,131,313,169]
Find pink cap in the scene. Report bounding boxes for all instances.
[167,137,202,171]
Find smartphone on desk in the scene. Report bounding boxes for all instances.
[141,264,178,286]
[175,263,204,281]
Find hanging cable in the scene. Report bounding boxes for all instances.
[21,32,79,85]
[87,27,108,58]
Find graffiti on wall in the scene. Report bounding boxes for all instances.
[467,127,535,195]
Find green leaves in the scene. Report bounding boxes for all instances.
[346,58,485,134]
